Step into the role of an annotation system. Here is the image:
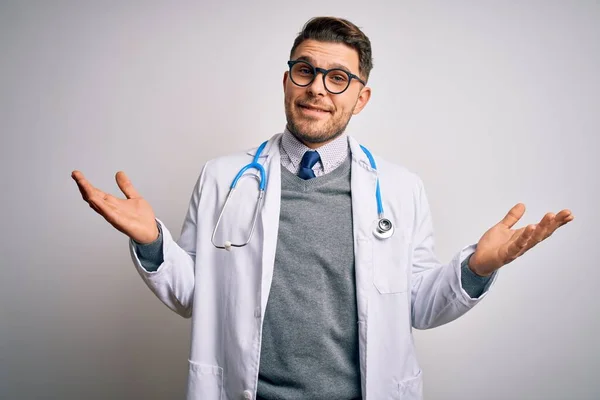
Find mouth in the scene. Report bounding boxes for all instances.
[297,104,332,115]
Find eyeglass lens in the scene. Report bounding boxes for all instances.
[290,61,350,94]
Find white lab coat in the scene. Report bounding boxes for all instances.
[129,133,496,400]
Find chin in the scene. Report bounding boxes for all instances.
[291,122,326,139]
[291,126,342,145]
[286,109,349,145]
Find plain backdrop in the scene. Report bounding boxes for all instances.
[1,1,599,399]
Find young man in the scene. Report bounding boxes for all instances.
[72,17,573,400]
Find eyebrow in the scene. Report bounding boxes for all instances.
[295,55,354,73]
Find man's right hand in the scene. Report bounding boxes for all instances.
[71,170,159,244]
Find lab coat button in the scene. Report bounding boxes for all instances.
[242,389,253,400]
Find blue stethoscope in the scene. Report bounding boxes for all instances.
[211,140,394,251]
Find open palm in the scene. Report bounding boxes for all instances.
[469,203,574,276]
[72,170,158,244]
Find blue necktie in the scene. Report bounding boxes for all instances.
[298,151,321,180]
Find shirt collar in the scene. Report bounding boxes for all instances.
[281,127,350,174]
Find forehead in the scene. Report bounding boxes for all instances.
[291,39,360,72]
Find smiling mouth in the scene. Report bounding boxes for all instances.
[298,104,331,113]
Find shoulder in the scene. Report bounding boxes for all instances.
[377,156,422,186]
[197,133,282,184]
[375,156,425,202]
[348,135,424,193]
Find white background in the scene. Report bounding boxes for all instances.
[1,1,598,399]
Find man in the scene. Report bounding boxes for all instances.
[72,17,573,400]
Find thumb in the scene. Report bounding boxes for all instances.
[115,171,141,199]
[499,203,526,228]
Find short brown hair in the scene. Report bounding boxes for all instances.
[290,17,373,82]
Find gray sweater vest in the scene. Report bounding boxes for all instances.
[257,156,361,399]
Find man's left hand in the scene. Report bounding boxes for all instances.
[468,203,574,277]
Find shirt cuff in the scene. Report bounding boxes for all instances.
[460,253,493,298]
[132,222,164,272]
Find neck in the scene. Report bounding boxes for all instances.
[286,126,346,149]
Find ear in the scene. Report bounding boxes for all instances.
[283,71,289,91]
[352,86,372,115]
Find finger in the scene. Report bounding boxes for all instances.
[88,193,118,222]
[115,171,141,200]
[555,209,571,220]
[559,215,575,226]
[534,213,555,239]
[524,222,549,251]
[546,211,575,234]
[72,170,91,199]
[506,224,535,260]
[504,227,526,258]
[522,212,558,251]
[499,203,526,229]
[508,227,524,242]
[554,209,573,226]
[102,192,122,207]
[72,170,106,202]
[540,209,571,235]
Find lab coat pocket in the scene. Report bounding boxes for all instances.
[373,228,411,294]
[187,361,223,400]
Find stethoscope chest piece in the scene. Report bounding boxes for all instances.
[374,217,394,240]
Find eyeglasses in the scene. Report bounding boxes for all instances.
[287,60,366,94]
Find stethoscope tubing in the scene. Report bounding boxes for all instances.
[359,144,384,217]
[230,141,269,191]
[212,139,393,250]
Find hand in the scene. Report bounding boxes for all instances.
[468,203,574,277]
[71,170,159,244]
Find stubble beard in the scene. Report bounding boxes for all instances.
[285,100,353,145]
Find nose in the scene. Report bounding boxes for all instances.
[306,71,327,97]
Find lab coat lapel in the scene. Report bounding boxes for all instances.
[349,136,378,321]
[247,134,282,315]
[348,136,378,396]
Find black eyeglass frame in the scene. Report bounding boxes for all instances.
[287,60,366,94]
